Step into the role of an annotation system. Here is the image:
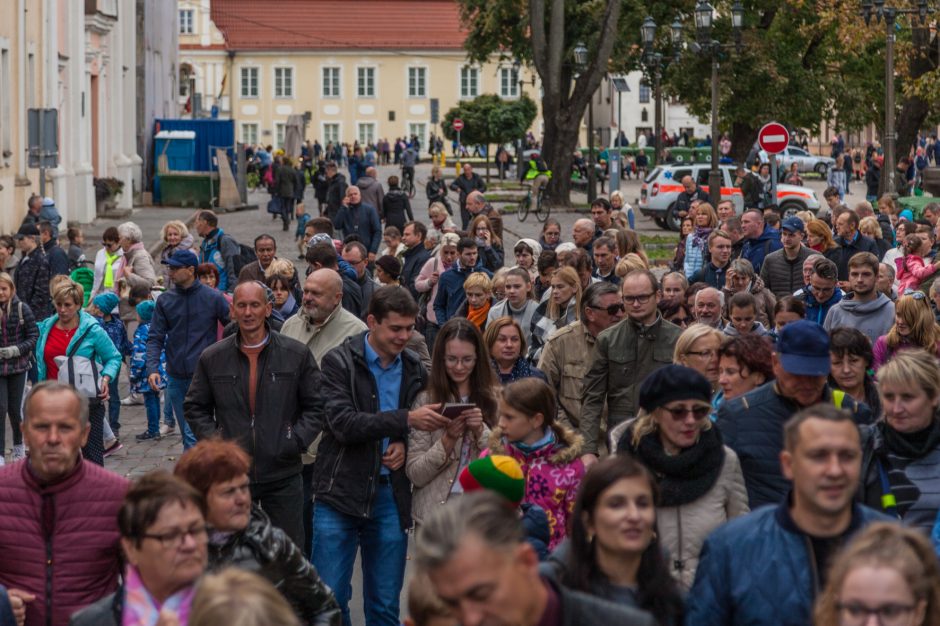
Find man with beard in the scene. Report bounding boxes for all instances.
[693,287,725,329]
[823,252,895,344]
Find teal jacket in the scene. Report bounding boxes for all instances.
[35,310,122,382]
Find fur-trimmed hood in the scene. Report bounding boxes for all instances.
[486,425,584,465]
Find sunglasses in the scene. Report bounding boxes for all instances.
[662,405,711,420]
[903,289,927,301]
[589,302,625,315]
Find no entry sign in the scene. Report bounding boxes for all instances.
[452,119,464,132]
[758,122,789,155]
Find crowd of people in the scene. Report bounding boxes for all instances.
[3,162,940,626]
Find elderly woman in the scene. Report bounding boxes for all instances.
[115,222,156,322]
[35,280,122,465]
[859,350,940,533]
[158,220,194,287]
[406,318,497,525]
[485,316,547,385]
[722,257,776,328]
[68,471,208,626]
[426,202,456,246]
[415,232,459,349]
[91,226,124,299]
[174,440,340,624]
[715,334,774,412]
[673,323,724,393]
[829,327,882,420]
[859,215,890,259]
[615,365,748,590]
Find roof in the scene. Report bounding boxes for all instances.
[210,0,468,52]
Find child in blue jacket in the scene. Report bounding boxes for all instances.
[130,300,166,440]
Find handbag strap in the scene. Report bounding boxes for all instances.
[66,324,95,358]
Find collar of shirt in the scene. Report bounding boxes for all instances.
[363,332,402,373]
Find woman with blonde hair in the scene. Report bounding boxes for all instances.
[860,215,890,259]
[615,253,648,279]
[427,202,456,246]
[614,365,748,589]
[814,523,940,626]
[485,316,547,385]
[873,293,940,370]
[415,232,460,349]
[190,569,302,626]
[0,272,38,463]
[528,266,581,362]
[158,220,194,286]
[609,190,635,229]
[684,203,719,279]
[673,323,724,392]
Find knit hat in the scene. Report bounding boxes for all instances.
[459,455,526,506]
[136,299,156,322]
[375,255,402,280]
[92,292,119,314]
[638,365,713,413]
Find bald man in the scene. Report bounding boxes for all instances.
[185,281,324,547]
[281,268,368,366]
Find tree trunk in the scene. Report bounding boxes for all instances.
[484,143,491,184]
[730,121,758,164]
[542,101,580,206]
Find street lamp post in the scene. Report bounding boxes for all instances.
[640,16,683,168]
[573,42,596,202]
[512,60,537,181]
[861,0,932,195]
[692,0,744,206]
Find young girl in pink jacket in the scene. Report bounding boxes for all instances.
[895,233,940,293]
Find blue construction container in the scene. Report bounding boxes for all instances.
[152,119,235,203]
[154,130,196,171]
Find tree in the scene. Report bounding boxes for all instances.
[440,94,538,181]
[457,0,626,205]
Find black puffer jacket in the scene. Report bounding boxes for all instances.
[313,331,427,530]
[14,246,51,321]
[209,506,341,625]
[381,187,414,232]
[184,328,323,483]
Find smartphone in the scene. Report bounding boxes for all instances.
[441,403,476,420]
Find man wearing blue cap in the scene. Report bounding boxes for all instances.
[760,215,814,299]
[146,249,230,449]
[716,320,872,508]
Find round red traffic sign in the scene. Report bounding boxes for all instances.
[758,122,789,155]
[452,119,464,132]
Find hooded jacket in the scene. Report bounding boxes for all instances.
[823,292,895,344]
[741,225,782,275]
[798,285,844,325]
[356,175,385,214]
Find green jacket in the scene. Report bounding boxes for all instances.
[579,315,681,455]
[35,310,123,382]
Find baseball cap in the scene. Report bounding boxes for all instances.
[781,216,805,233]
[15,223,39,239]
[161,249,199,268]
[775,320,830,376]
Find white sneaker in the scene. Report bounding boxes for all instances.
[12,444,25,461]
[159,423,176,436]
[121,392,144,406]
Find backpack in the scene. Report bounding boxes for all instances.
[231,239,257,276]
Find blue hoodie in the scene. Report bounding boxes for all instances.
[741,225,782,275]
[800,285,844,325]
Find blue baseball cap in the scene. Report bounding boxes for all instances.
[161,249,199,268]
[775,320,830,376]
[781,216,805,233]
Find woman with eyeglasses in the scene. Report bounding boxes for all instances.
[468,214,504,273]
[69,471,209,626]
[485,316,547,385]
[873,293,940,371]
[538,218,562,252]
[174,440,340,624]
[407,318,498,526]
[90,226,124,300]
[660,300,693,329]
[858,350,940,534]
[814,522,940,626]
[613,365,748,590]
[673,323,724,392]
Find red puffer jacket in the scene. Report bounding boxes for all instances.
[0,459,128,626]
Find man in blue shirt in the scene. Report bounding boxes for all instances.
[313,287,448,626]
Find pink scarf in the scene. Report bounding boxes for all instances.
[122,564,195,626]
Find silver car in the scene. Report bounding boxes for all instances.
[758,146,835,176]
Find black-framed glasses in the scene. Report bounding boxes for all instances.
[623,292,656,305]
[837,601,918,626]
[686,349,718,359]
[662,405,711,420]
[589,303,625,315]
[141,525,209,549]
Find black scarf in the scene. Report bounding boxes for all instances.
[624,423,726,507]
[880,418,940,459]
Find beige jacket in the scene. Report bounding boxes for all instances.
[118,246,156,321]
[406,390,490,525]
[280,305,367,366]
[656,446,749,590]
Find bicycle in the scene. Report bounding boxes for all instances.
[517,184,550,222]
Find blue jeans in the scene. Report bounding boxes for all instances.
[166,375,196,448]
[143,391,160,435]
[312,485,408,626]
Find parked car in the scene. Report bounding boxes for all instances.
[638,163,821,231]
[758,145,835,176]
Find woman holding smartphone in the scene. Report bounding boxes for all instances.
[406,318,500,526]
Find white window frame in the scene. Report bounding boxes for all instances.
[240,122,259,145]
[638,81,651,104]
[499,67,519,98]
[0,42,10,165]
[179,9,194,34]
[275,122,286,150]
[407,66,427,98]
[357,122,376,146]
[357,66,376,98]
[273,66,294,99]
[460,65,479,99]
[322,122,341,145]
[240,66,259,98]
[407,122,428,151]
[322,66,341,98]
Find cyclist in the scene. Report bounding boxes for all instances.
[401,143,419,191]
[524,152,552,204]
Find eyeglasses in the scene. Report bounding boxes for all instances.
[903,289,926,301]
[445,356,477,367]
[837,602,918,626]
[141,524,209,549]
[662,405,711,420]
[686,349,718,360]
[622,292,656,305]
[589,303,625,315]
[102,241,118,248]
